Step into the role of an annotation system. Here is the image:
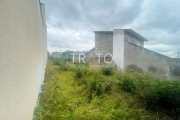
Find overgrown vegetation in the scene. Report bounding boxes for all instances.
[101,67,114,76]
[33,57,180,120]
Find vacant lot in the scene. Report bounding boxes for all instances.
[33,58,180,120]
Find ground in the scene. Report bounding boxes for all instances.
[33,59,179,120]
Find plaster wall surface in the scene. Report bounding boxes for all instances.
[0,0,47,120]
[113,29,125,70]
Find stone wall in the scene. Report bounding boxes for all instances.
[0,0,47,120]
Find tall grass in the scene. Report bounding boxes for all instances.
[33,57,179,120]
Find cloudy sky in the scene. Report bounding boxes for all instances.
[41,0,180,58]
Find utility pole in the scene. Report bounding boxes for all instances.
[178,51,179,59]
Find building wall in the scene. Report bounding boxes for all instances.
[0,0,47,120]
[113,29,125,70]
[169,59,180,79]
[95,32,113,54]
[94,30,179,79]
[124,34,144,47]
[124,41,171,79]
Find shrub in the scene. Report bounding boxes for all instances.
[75,69,84,78]
[85,73,113,102]
[101,67,114,76]
[33,104,45,120]
[145,80,180,119]
[117,73,180,119]
[119,75,136,94]
[59,63,68,71]
[126,64,144,74]
[104,79,115,93]
[132,73,152,98]
[88,74,105,95]
[74,69,89,86]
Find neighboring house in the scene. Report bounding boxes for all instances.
[94,29,180,79]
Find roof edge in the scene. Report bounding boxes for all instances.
[93,31,113,33]
[93,29,148,42]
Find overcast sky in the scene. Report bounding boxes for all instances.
[41,0,180,58]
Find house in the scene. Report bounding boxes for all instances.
[94,29,180,79]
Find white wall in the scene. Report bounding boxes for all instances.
[113,29,125,70]
[0,0,47,120]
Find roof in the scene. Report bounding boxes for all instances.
[93,31,113,34]
[93,29,148,41]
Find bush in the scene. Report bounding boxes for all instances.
[82,72,115,102]
[145,80,180,119]
[58,63,68,71]
[117,73,180,119]
[126,64,144,74]
[87,74,105,94]
[33,104,45,120]
[74,69,90,86]
[75,69,84,78]
[104,79,115,93]
[101,67,114,76]
[120,75,136,94]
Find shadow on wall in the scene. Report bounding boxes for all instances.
[126,64,144,74]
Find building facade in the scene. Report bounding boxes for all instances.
[94,29,180,79]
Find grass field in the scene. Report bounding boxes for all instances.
[33,59,180,120]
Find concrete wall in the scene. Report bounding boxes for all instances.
[124,41,171,79]
[124,34,144,47]
[95,32,113,54]
[0,0,47,120]
[113,29,125,70]
[169,59,180,79]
